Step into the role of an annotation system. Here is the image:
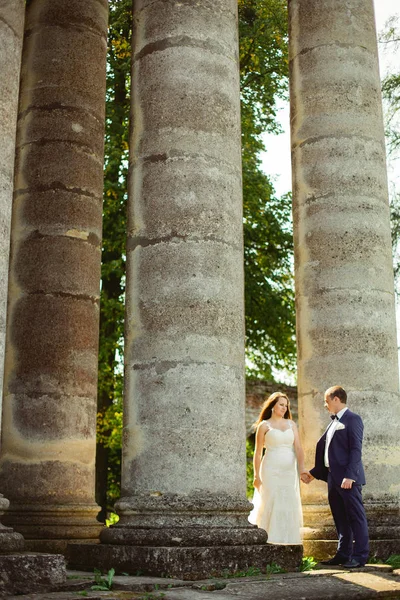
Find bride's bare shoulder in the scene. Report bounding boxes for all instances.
[258,419,271,431]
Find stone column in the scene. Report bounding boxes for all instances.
[0,0,25,430]
[109,0,257,546]
[0,0,108,553]
[0,0,25,554]
[289,0,400,558]
[68,0,302,579]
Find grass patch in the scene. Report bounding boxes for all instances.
[265,562,286,579]
[367,554,400,569]
[220,566,262,578]
[386,554,400,569]
[219,563,285,579]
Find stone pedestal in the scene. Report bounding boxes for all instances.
[69,0,303,575]
[289,0,400,558]
[0,497,66,596]
[0,553,66,596]
[68,542,302,580]
[0,0,108,553]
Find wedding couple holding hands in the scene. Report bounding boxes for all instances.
[249,385,369,568]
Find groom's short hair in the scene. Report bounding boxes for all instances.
[326,385,347,404]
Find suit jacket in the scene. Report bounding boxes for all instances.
[310,409,366,486]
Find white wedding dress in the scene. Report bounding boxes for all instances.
[248,420,303,544]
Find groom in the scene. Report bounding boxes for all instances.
[302,386,369,567]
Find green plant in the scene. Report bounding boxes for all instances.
[300,556,318,572]
[221,565,262,578]
[77,592,88,597]
[265,562,285,579]
[105,512,120,527]
[91,567,115,591]
[246,566,261,576]
[368,555,383,564]
[386,554,400,569]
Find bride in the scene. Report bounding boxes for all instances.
[248,392,304,544]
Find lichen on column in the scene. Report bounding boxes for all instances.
[289,0,400,556]
[0,0,108,553]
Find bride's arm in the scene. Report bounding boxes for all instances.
[292,421,306,474]
[253,422,268,491]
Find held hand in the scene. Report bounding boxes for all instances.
[341,478,354,489]
[301,471,314,484]
[253,476,262,491]
[300,472,310,484]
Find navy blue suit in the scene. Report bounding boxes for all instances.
[310,409,369,563]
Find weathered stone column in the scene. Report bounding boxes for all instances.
[289,0,400,558]
[0,0,25,555]
[68,0,302,578]
[0,0,108,553]
[113,0,249,543]
[0,0,25,429]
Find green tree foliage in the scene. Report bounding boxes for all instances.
[381,16,400,152]
[96,0,131,515]
[97,0,295,511]
[380,16,400,277]
[239,0,295,377]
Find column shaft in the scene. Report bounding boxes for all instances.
[0,0,25,427]
[105,0,261,543]
[0,0,25,554]
[289,0,400,557]
[0,0,108,553]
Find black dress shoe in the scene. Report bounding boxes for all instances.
[320,555,348,566]
[343,559,365,568]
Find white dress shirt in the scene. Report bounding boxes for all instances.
[324,407,348,468]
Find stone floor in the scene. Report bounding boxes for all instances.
[8,564,400,600]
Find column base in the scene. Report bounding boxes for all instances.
[0,494,24,553]
[0,552,66,596]
[303,539,400,561]
[68,541,303,580]
[100,525,269,546]
[0,527,24,554]
[81,493,302,577]
[3,504,103,555]
[302,501,400,561]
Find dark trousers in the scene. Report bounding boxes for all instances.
[328,473,369,562]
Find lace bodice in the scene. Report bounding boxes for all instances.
[263,421,294,450]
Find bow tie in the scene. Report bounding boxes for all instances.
[330,414,339,420]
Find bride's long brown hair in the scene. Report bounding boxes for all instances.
[254,392,292,427]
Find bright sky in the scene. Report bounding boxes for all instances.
[261,0,400,197]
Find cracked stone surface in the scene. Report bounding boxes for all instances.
[7,564,400,599]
